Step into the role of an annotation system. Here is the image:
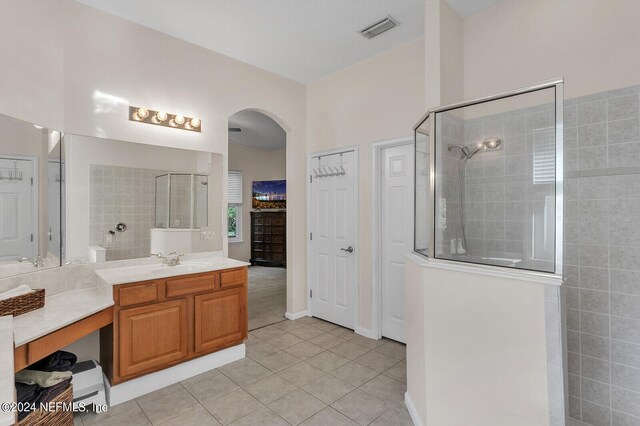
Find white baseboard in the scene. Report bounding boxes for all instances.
[356,327,378,340]
[105,344,245,406]
[405,391,423,426]
[285,310,309,320]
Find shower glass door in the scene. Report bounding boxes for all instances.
[415,81,563,274]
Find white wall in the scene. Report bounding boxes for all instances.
[463,0,640,100]
[306,37,425,334]
[406,256,553,426]
[0,0,308,315]
[228,143,286,262]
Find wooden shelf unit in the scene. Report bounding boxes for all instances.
[250,211,286,267]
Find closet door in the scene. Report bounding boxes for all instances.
[309,150,358,329]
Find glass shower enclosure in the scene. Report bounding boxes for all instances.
[415,79,563,274]
[155,173,208,229]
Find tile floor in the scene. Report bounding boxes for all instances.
[76,317,410,426]
[247,266,286,331]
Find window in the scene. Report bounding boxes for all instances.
[228,170,243,243]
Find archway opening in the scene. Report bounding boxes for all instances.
[227,109,287,330]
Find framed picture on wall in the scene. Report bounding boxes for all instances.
[252,180,286,209]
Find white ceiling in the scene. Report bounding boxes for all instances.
[446,0,504,17]
[228,111,286,150]
[75,0,425,83]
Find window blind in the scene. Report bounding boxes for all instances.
[228,170,243,204]
[533,127,555,184]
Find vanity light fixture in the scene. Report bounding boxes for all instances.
[128,106,201,132]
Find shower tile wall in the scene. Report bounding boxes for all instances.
[564,85,640,426]
[89,165,166,261]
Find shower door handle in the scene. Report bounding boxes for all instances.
[340,246,354,253]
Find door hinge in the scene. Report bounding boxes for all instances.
[310,175,312,183]
[310,232,312,241]
[30,177,33,186]
[30,234,33,242]
[310,289,313,298]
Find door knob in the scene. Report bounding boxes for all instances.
[340,246,354,253]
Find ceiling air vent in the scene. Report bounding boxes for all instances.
[360,16,398,39]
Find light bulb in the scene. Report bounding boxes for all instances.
[190,118,201,128]
[174,115,185,125]
[156,111,168,122]
[168,119,178,127]
[137,108,149,119]
[132,112,142,121]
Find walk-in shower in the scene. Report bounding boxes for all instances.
[447,138,503,254]
[414,79,563,274]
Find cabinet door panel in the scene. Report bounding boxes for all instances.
[119,299,188,378]
[194,288,247,353]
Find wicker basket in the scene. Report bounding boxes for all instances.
[0,289,45,317]
[19,384,73,426]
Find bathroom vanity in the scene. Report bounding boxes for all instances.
[97,260,249,384]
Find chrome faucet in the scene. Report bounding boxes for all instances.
[17,256,44,267]
[151,252,184,267]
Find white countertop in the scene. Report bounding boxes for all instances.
[0,316,14,425]
[12,288,114,347]
[95,257,250,286]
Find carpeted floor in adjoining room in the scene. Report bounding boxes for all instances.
[248,266,286,331]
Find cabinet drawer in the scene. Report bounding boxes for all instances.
[219,268,247,289]
[118,281,159,307]
[166,273,216,298]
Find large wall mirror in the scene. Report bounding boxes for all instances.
[0,114,64,279]
[64,135,223,263]
[0,112,224,280]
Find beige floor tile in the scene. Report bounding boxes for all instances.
[136,383,183,406]
[228,406,289,426]
[353,351,400,373]
[284,341,325,360]
[306,351,350,373]
[138,387,199,425]
[382,360,406,384]
[74,414,83,426]
[329,327,356,340]
[329,341,371,360]
[359,374,406,406]
[331,390,386,426]
[278,362,325,387]
[273,319,306,332]
[302,374,355,404]
[245,340,280,360]
[307,333,346,349]
[349,334,386,350]
[203,389,263,425]
[81,400,149,426]
[251,325,287,340]
[310,321,339,333]
[244,374,298,404]
[256,350,301,372]
[157,405,221,426]
[244,334,263,345]
[180,369,221,387]
[183,373,239,403]
[300,407,358,426]
[331,362,379,387]
[369,403,414,426]
[295,317,323,327]
[266,332,305,349]
[269,390,327,425]
[219,357,272,387]
[290,326,326,340]
[375,341,406,360]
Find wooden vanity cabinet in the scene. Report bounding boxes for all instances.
[102,267,248,384]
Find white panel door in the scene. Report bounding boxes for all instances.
[381,144,414,343]
[0,159,35,261]
[309,151,357,329]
